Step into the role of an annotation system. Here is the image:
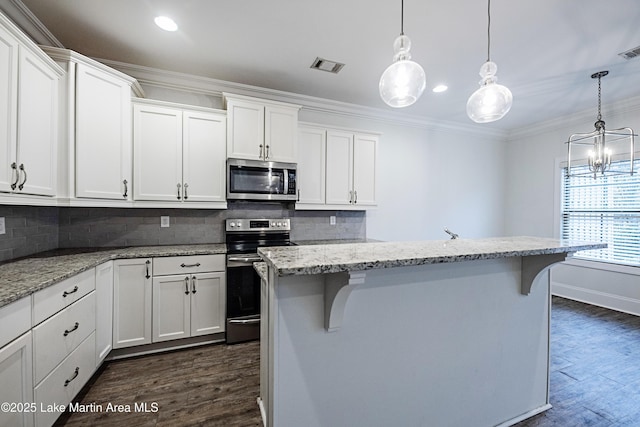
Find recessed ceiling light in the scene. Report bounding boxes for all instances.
[432,84,448,93]
[155,16,178,32]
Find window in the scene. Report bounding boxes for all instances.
[561,160,640,266]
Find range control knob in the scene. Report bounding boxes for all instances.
[271,222,276,227]
[277,222,283,227]
[229,222,236,228]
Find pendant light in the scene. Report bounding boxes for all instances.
[565,71,636,179]
[379,0,426,108]
[466,0,512,123]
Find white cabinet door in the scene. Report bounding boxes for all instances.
[152,275,191,343]
[226,97,264,160]
[352,133,377,206]
[0,332,34,427]
[265,104,297,163]
[325,130,353,205]
[95,261,113,365]
[297,126,326,205]
[0,24,18,193]
[190,272,226,337]
[133,103,182,201]
[113,259,152,349]
[16,46,58,196]
[75,63,131,200]
[182,110,226,202]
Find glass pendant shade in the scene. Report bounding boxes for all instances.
[379,35,426,108]
[466,61,513,123]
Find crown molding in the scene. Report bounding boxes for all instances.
[509,94,640,140]
[96,57,508,140]
[0,0,63,47]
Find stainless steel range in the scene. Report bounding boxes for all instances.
[225,218,292,344]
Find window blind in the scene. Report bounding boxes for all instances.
[561,160,640,266]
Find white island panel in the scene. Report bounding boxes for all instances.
[268,258,550,427]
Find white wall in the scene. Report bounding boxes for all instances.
[505,95,640,315]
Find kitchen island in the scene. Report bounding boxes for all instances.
[257,237,605,427]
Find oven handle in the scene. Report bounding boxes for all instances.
[227,256,263,263]
[228,318,261,325]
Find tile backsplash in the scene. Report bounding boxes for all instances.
[0,205,59,262]
[0,203,366,262]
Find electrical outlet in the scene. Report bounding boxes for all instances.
[160,216,170,228]
[330,215,336,225]
[0,217,5,235]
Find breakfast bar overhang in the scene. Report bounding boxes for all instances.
[257,237,605,427]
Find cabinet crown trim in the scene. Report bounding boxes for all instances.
[223,92,301,110]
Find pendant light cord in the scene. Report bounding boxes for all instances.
[486,0,491,62]
[400,0,404,35]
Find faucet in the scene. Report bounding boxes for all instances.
[444,227,459,240]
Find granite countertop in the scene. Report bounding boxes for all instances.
[293,238,381,245]
[0,244,227,308]
[257,236,607,277]
[253,262,268,282]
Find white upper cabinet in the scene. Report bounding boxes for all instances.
[41,47,142,203]
[133,99,226,205]
[224,93,300,163]
[297,125,326,205]
[0,13,62,198]
[298,123,379,210]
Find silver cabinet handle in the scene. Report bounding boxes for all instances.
[354,190,358,204]
[259,144,264,159]
[62,285,78,298]
[63,322,79,337]
[17,163,27,190]
[297,189,300,202]
[180,262,201,268]
[183,183,189,200]
[349,190,353,204]
[64,367,79,387]
[227,256,262,263]
[191,276,197,294]
[229,318,260,325]
[177,183,182,200]
[122,179,128,198]
[10,162,18,190]
[265,144,270,159]
[184,276,190,295]
[145,260,151,279]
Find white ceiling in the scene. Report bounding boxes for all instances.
[12,0,640,130]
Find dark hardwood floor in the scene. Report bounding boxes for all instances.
[55,297,640,427]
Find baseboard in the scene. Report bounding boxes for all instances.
[496,404,552,427]
[552,282,640,316]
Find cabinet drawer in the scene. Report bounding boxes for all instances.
[153,254,224,276]
[0,297,31,348]
[33,292,96,385]
[34,332,95,427]
[33,268,95,325]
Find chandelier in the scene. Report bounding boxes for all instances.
[565,71,636,179]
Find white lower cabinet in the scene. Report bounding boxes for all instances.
[32,292,95,384]
[152,255,226,343]
[95,262,113,364]
[34,333,95,427]
[113,258,152,349]
[0,332,34,427]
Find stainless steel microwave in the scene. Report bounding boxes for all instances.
[227,158,297,201]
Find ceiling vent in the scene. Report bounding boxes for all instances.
[310,57,345,74]
[619,45,640,60]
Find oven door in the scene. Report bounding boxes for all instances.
[227,158,296,201]
[226,254,262,344]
